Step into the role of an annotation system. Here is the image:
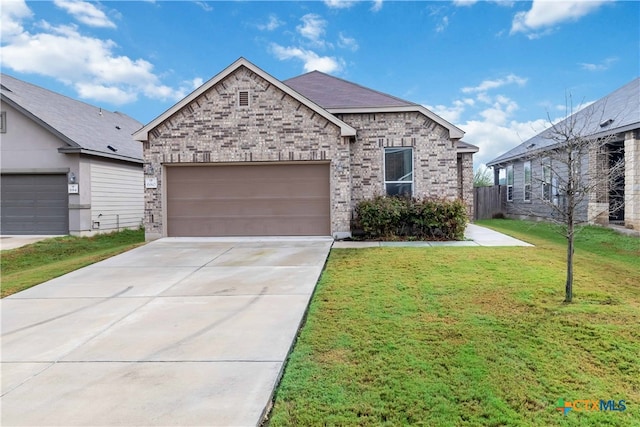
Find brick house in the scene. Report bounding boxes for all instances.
[487,78,639,230]
[133,58,477,239]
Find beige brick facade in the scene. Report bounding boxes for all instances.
[341,112,458,207]
[138,61,474,239]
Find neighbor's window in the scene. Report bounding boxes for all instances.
[384,147,413,197]
[523,161,531,201]
[542,163,552,201]
[506,164,514,201]
[0,111,6,133]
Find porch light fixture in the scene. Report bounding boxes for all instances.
[68,172,77,184]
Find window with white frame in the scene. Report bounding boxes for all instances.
[0,111,6,133]
[506,164,514,201]
[542,163,552,201]
[384,147,413,197]
[523,161,531,201]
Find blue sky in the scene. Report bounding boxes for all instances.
[1,0,638,168]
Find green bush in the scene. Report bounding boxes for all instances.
[354,196,468,240]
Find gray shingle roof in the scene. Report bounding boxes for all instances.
[487,78,640,167]
[1,74,143,162]
[284,71,415,109]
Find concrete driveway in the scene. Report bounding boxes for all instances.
[1,237,333,427]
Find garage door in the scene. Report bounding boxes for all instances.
[1,174,69,235]
[166,163,330,236]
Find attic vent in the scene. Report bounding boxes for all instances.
[107,145,118,152]
[238,90,249,107]
[600,118,614,128]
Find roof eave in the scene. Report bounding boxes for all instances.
[58,147,143,163]
[133,57,356,140]
[457,147,479,154]
[327,105,465,139]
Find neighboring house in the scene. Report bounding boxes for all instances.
[133,58,477,239]
[486,78,639,230]
[1,74,144,236]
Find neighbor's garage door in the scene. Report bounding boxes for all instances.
[166,163,330,236]
[1,174,69,235]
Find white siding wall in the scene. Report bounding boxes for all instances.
[90,159,143,232]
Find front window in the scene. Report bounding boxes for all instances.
[523,161,531,201]
[384,147,413,197]
[506,164,514,201]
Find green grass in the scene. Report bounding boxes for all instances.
[268,220,640,426]
[1,229,145,297]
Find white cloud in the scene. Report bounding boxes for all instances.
[297,14,327,45]
[579,56,618,71]
[436,16,449,33]
[453,0,478,6]
[511,0,613,37]
[338,32,359,51]
[0,0,32,40]
[270,44,343,73]
[53,0,116,28]
[371,0,383,12]
[193,1,213,12]
[427,74,554,168]
[462,74,527,94]
[1,6,189,106]
[324,0,356,9]
[463,117,548,168]
[258,14,284,31]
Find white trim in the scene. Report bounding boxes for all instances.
[506,164,514,202]
[383,146,414,197]
[523,160,531,202]
[329,105,465,139]
[133,58,357,141]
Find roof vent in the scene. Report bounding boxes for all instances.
[115,125,121,130]
[107,145,118,152]
[526,143,536,149]
[600,118,614,128]
[238,90,249,107]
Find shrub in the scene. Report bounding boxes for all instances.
[354,196,468,240]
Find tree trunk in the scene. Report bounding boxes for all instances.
[565,231,574,303]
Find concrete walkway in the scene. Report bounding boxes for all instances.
[332,223,533,248]
[1,237,333,427]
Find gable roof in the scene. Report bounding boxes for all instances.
[487,77,640,167]
[133,58,357,141]
[457,140,480,153]
[284,71,465,140]
[1,74,143,163]
[284,71,413,109]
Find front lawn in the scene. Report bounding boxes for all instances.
[1,229,145,298]
[268,220,640,426]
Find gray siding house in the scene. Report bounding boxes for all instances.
[487,78,639,230]
[1,74,144,236]
[134,58,477,240]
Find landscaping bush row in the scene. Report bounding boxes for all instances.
[354,196,468,240]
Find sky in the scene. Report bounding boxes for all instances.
[1,0,639,169]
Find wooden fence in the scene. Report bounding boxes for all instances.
[474,185,505,220]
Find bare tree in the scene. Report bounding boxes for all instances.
[474,165,493,187]
[523,97,625,302]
